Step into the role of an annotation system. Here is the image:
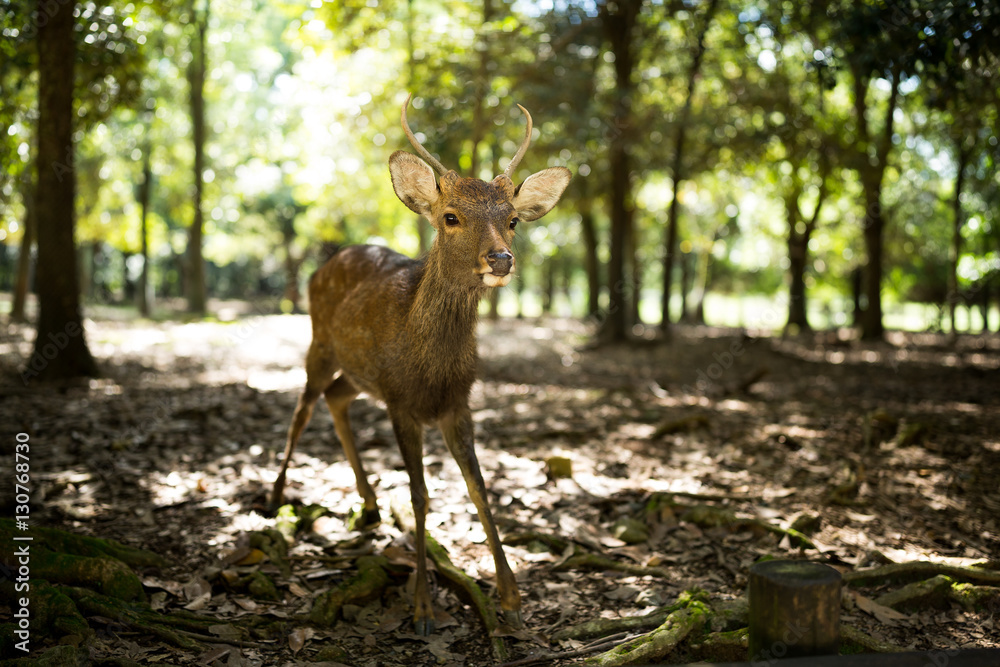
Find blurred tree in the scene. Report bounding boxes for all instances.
[27,0,98,380]
[659,0,720,335]
[185,0,209,314]
[914,0,1000,337]
[598,0,641,343]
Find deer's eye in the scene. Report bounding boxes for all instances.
[510,217,520,230]
[444,213,459,226]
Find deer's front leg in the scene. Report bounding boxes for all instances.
[390,411,434,635]
[439,408,523,628]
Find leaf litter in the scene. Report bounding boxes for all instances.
[2,313,999,664]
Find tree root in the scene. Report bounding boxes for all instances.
[844,561,1000,587]
[553,591,709,642]
[426,535,508,662]
[0,518,167,570]
[874,574,1000,612]
[308,555,390,626]
[582,597,711,666]
[840,624,906,653]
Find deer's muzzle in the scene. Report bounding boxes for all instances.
[487,250,513,277]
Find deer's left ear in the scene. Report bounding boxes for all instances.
[513,167,571,222]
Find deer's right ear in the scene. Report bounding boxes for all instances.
[389,151,439,216]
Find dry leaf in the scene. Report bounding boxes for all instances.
[288,627,310,654]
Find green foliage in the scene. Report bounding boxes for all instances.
[1,0,998,330]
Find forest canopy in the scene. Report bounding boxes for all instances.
[1,0,999,346]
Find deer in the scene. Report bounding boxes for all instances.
[271,94,571,635]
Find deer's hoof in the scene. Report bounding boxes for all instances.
[502,608,524,629]
[347,505,381,531]
[362,507,381,527]
[413,616,435,636]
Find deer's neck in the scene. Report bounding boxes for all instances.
[408,251,482,379]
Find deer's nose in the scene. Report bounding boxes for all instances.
[487,251,513,276]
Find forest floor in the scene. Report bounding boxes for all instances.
[2,303,999,666]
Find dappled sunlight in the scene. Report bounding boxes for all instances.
[5,314,1000,659]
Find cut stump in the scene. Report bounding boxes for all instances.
[748,560,841,660]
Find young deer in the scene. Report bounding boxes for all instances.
[272,95,571,634]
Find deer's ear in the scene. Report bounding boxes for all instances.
[513,167,571,222]
[389,151,439,216]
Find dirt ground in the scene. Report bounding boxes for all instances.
[2,308,999,665]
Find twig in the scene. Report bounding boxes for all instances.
[498,631,646,667]
[175,629,275,649]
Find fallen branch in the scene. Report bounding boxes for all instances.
[553,592,709,642]
[583,600,710,666]
[844,562,1000,588]
[552,553,672,579]
[425,534,508,662]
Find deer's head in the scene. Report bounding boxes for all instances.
[389,95,571,290]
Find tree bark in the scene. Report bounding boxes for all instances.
[785,177,826,333]
[853,66,899,341]
[11,171,35,322]
[579,197,600,318]
[26,0,98,382]
[599,0,639,343]
[137,139,152,317]
[947,142,970,340]
[661,0,719,336]
[185,4,208,315]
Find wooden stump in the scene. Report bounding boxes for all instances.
[748,560,842,660]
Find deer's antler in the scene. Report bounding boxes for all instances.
[503,104,532,178]
[401,94,449,176]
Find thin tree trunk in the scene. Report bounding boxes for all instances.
[948,142,970,340]
[137,140,152,317]
[784,177,825,333]
[693,243,713,324]
[629,214,641,327]
[579,197,600,318]
[679,248,690,321]
[26,0,98,382]
[11,171,35,322]
[661,0,720,335]
[854,66,899,341]
[186,3,208,314]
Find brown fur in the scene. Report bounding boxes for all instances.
[272,111,571,635]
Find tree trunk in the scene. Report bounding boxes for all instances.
[859,181,885,341]
[543,258,555,315]
[137,142,152,317]
[629,214,642,327]
[947,142,970,340]
[469,0,495,178]
[693,248,711,324]
[679,249,690,322]
[787,231,810,333]
[599,0,639,343]
[579,197,600,318]
[854,66,899,341]
[11,171,35,322]
[185,4,208,315]
[660,0,720,335]
[25,0,98,382]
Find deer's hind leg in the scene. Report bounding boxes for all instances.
[323,374,379,526]
[271,341,339,508]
